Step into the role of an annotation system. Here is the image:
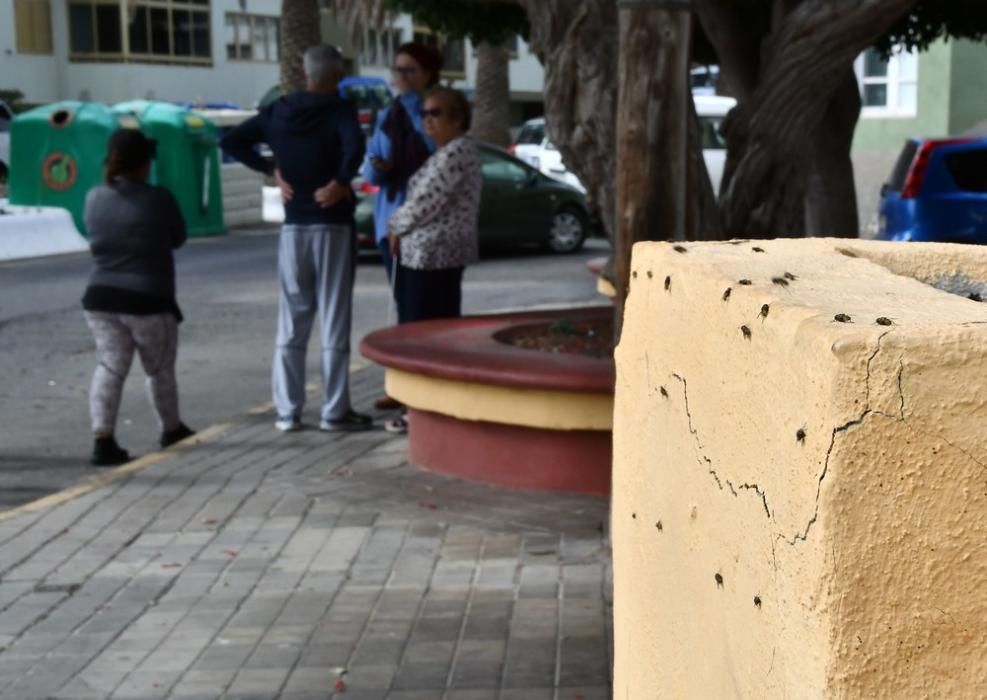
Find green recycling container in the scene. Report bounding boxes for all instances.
[113,101,225,237]
[8,101,141,236]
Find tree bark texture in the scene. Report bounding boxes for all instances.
[614,7,692,336]
[471,41,512,148]
[695,0,919,238]
[518,0,619,242]
[281,0,322,94]
[804,69,861,237]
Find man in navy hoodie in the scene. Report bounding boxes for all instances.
[221,45,371,433]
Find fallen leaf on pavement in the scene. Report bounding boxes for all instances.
[334,677,347,693]
[417,501,438,510]
[224,549,238,557]
[201,518,217,525]
[160,563,182,569]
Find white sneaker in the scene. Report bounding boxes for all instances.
[275,416,302,432]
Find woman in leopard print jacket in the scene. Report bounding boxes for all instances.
[387,86,482,324]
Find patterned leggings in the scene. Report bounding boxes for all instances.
[84,311,181,435]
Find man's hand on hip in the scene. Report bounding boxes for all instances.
[315,180,350,208]
[274,169,294,202]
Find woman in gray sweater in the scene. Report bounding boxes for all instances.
[81,129,194,466]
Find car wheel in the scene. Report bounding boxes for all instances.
[547,207,587,253]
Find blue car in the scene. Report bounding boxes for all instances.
[878,137,987,243]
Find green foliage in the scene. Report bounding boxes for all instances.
[876,0,987,56]
[385,0,529,45]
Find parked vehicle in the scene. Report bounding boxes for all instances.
[0,99,12,180]
[258,77,393,137]
[355,143,593,254]
[877,137,987,243]
[509,94,738,197]
[509,118,585,193]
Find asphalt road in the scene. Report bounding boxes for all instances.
[0,227,609,508]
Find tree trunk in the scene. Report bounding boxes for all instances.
[518,0,619,241]
[613,6,691,336]
[471,41,512,147]
[804,69,861,237]
[698,0,919,239]
[281,0,322,94]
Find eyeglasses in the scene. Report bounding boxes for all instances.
[391,65,419,76]
[422,108,444,119]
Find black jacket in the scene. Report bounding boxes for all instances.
[220,91,365,225]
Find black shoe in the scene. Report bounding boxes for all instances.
[160,422,195,448]
[319,410,373,432]
[91,436,130,467]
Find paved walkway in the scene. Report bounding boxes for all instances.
[0,367,613,699]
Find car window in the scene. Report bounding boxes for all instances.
[545,140,558,151]
[481,150,530,184]
[699,116,726,149]
[516,123,545,145]
[886,140,919,192]
[945,149,987,192]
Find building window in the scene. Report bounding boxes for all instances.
[15,0,53,54]
[855,46,918,117]
[413,26,466,79]
[359,27,402,68]
[68,0,211,65]
[225,13,279,62]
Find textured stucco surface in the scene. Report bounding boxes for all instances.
[612,238,987,698]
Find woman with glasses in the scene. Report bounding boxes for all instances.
[384,87,483,433]
[81,129,194,466]
[362,41,443,411]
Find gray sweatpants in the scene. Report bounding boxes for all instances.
[274,224,354,422]
[84,311,181,435]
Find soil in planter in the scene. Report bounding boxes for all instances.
[497,317,614,358]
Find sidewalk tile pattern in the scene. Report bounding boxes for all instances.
[0,368,612,699]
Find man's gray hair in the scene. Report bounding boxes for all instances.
[303,45,344,85]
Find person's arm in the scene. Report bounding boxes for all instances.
[388,144,466,236]
[159,188,188,249]
[315,103,367,208]
[219,113,273,176]
[361,109,392,185]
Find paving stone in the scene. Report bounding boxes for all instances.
[0,370,612,696]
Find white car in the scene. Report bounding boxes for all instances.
[510,119,586,193]
[510,93,737,197]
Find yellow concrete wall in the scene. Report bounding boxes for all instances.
[612,238,987,698]
[385,368,614,431]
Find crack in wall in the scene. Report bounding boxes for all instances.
[784,330,897,546]
[897,361,905,420]
[783,410,871,546]
[671,373,773,519]
[864,330,892,406]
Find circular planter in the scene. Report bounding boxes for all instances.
[359,306,615,496]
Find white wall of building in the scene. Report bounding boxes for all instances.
[1,3,544,111]
[0,0,60,102]
[1,0,280,108]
